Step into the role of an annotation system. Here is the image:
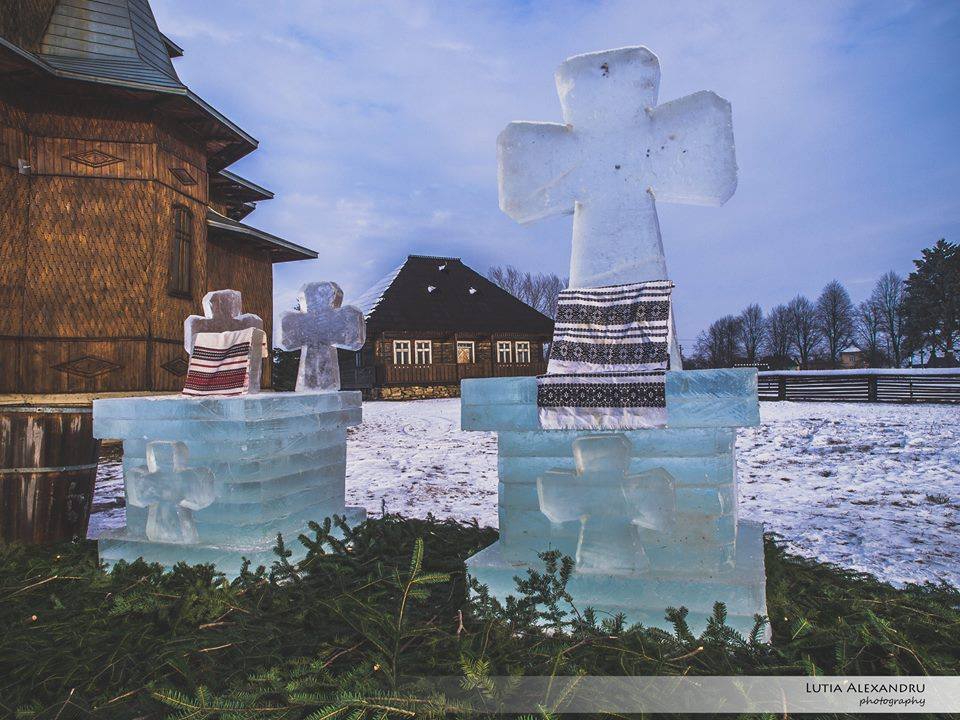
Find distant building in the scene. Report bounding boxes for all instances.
[840,346,867,369]
[0,0,315,394]
[340,255,554,399]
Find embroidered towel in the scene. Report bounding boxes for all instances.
[538,280,674,430]
[183,327,264,396]
[548,280,674,374]
[537,370,668,429]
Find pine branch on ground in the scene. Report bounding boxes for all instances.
[0,514,956,719]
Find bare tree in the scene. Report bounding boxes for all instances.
[815,280,855,368]
[787,294,821,368]
[764,303,792,367]
[539,274,566,319]
[871,271,906,367]
[488,265,524,298]
[488,264,566,319]
[855,299,886,367]
[737,303,764,364]
[694,315,741,368]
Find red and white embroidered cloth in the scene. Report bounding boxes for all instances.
[183,327,263,396]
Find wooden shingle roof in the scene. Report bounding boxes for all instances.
[40,0,181,84]
[0,0,257,170]
[351,255,554,336]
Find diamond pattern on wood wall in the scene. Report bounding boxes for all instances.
[64,149,123,168]
[169,167,197,186]
[53,355,121,378]
[160,356,189,376]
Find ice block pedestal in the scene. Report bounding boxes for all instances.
[94,392,366,577]
[461,369,768,637]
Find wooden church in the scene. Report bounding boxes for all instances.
[340,255,554,399]
[0,0,316,395]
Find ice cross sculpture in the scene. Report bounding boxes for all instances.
[537,434,676,574]
[279,281,366,392]
[184,289,264,354]
[126,441,215,544]
[184,289,266,393]
[498,46,737,367]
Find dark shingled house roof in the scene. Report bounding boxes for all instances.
[351,255,554,336]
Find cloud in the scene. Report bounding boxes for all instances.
[152,0,960,341]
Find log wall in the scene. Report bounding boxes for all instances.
[338,331,549,394]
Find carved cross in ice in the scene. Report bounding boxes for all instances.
[184,289,264,354]
[126,441,215,544]
[184,289,266,392]
[279,281,366,392]
[498,46,738,366]
[537,434,676,574]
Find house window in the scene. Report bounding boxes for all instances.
[414,340,432,364]
[167,205,193,297]
[456,341,475,364]
[496,340,512,364]
[515,341,531,364]
[393,340,411,365]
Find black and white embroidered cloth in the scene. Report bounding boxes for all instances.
[538,280,674,429]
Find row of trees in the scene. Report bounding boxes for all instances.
[488,265,567,319]
[692,239,958,369]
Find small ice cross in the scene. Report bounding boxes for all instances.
[184,289,266,392]
[184,289,264,354]
[126,441,215,544]
[498,46,737,367]
[537,434,676,574]
[278,281,366,392]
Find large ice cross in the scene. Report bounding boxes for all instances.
[537,434,676,574]
[126,441,215,544]
[279,281,366,392]
[498,46,737,365]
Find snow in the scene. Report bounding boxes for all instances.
[348,261,405,319]
[89,399,960,588]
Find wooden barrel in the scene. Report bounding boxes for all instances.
[0,405,101,543]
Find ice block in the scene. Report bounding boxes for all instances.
[462,369,768,638]
[95,391,366,577]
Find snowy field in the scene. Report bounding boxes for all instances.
[89,399,960,588]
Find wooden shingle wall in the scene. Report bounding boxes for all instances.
[0,90,269,394]
[206,235,274,388]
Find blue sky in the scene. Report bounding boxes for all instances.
[152,0,960,346]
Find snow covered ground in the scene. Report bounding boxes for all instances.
[89,399,960,588]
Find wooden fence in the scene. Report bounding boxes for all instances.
[757,370,960,403]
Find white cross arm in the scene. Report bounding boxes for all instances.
[497,121,580,224]
[648,90,737,207]
[327,305,366,350]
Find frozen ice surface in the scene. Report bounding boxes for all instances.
[93,391,365,577]
[126,441,214,544]
[184,289,266,393]
[279,282,366,392]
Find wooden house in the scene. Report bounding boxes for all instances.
[840,346,867,369]
[340,255,554,399]
[0,0,316,395]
